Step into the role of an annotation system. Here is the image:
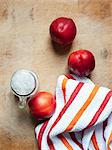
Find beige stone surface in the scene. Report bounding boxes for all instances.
[0,0,111,149]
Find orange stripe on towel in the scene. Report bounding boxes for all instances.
[91,132,100,150]
[65,86,99,132]
[62,78,68,103]
[57,134,73,150]
[107,132,112,150]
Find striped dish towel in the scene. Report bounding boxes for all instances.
[35,74,112,150]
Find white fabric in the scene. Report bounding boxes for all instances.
[35,74,112,150]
